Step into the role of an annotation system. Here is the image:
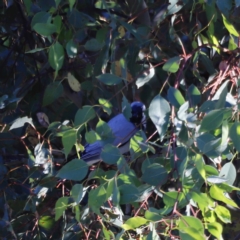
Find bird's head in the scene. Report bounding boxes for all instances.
[130,101,146,129]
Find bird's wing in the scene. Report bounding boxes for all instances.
[81,114,138,164]
[108,114,138,147]
[81,141,103,165]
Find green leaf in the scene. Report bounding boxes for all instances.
[194,154,206,180]
[88,185,107,214]
[56,159,89,181]
[43,82,63,106]
[55,197,69,220]
[69,0,76,11]
[112,178,120,206]
[219,162,236,185]
[145,210,162,222]
[142,163,168,186]
[66,39,78,58]
[96,119,114,141]
[149,94,170,141]
[119,184,139,204]
[37,0,56,11]
[163,192,188,208]
[130,130,149,159]
[199,50,217,74]
[179,123,189,142]
[26,48,44,53]
[205,165,219,176]
[216,0,232,17]
[188,84,201,107]
[190,192,213,211]
[214,205,231,223]
[228,36,237,50]
[100,144,122,164]
[207,222,223,240]
[118,20,144,43]
[122,216,148,230]
[210,185,238,208]
[84,38,103,51]
[33,23,57,36]
[85,130,100,144]
[53,15,62,34]
[178,216,205,240]
[117,156,132,174]
[200,109,224,132]
[162,56,181,73]
[39,215,55,230]
[122,96,131,120]
[23,0,32,15]
[99,98,112,115]
[48,42,65,71]
[229,122,240,152]
[196,133,221,157]
[103,227,115,240]
[62,129,77,158]
[74,205,80,222]
[215,82,228,109]
[67,9,89,29]
[96,73,122,85]
[167,87,185,108]
[147,223,161,240]
[71,184,83,204]
[74,105,96,127]
[31,11,51,28]
[222,14,239,37]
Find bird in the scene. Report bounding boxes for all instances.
[81,101,146,165]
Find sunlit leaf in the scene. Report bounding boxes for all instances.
[149,94,170,141]
[162,56,181,73]
[219,162,236,185]
[229,122,240,152]
[122,216,148,230]
[214,205,231,223]
[167,87,185,108]
[222,14,239,36]
[210,185,238,208]
[207,222,223,240]
[178,216,205,240]
[39,216,55,230]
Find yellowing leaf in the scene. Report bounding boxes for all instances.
[112,61,132,81]
[67,73,81,92]
[118,26,125,37]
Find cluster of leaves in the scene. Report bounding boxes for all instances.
[1,0,240,239]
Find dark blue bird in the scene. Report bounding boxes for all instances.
[81,101,146,165]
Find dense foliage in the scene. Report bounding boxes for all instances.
[1,0,240,239]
